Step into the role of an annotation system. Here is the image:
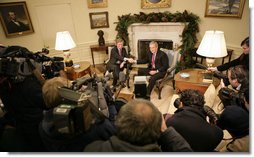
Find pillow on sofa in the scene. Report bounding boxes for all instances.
[204,84,216,108]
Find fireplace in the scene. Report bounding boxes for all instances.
[138,39,173,60]
[127,22,185,59]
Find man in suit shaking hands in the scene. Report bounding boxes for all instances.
[106,38,132,89]
[130,41,169,99]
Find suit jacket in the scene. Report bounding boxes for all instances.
[7,20,29,34]
[217,53,249,71]
[107,46,128,66]
[84,127,192,152]
[166,106,223,152]
[137,49,169,72]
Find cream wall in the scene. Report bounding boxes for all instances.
[0,0,250,64]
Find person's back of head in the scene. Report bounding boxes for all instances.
[180,89,205,109]
[115,99,162,146]
[42,76,70,109]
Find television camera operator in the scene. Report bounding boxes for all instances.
[39,74,117,151]
[0,45,51,151]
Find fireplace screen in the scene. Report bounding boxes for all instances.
[138,39,173,60]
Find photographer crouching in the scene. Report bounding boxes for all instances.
[218,65,249,111]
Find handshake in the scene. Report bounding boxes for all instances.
[124,58,136,64]
[120,58,136,68]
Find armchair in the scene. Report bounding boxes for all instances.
[155,48,181,99]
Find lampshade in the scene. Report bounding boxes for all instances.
[197,30,227,58]
[55,31,76,51]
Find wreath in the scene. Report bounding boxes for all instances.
[114,10,200,70]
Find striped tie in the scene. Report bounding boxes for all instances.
[152,53,155,69]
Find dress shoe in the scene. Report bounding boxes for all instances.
[144,94,150,100]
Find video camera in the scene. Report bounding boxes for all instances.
[0,45,64,82]
[213,71,230,86]
[218,87,245,108]
[48,74,119,136]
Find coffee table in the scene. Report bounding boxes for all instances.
[174,68,218,94]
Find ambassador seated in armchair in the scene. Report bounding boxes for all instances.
[106,38,133,91]
[129,41,169,99]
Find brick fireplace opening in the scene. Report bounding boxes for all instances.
[138,39,173,60]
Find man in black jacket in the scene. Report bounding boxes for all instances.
[6,11,29,34]
[208,37,249,72]
[106,38,132,89]
[84,99,192,152]
[166,89,223,152]
[130,41,169,98]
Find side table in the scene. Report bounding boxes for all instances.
[174,68,219,94]
[90,43,115,67]
[65,61,91,80]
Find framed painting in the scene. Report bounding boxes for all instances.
[205,0,246,18]
[0,1,34,37]
[89,11,109,29]
[87,0,107,8]
[141,0,171,9]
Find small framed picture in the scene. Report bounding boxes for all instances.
[87,0,108,8]
[89,12,109,29]
[0,1,34,37]
[205,0,246,18]
[141,0,171,9]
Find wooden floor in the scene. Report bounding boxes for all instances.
[91,64,176,114]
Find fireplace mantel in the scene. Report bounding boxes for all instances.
[127,22,185,59]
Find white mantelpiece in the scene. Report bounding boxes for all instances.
[128,22,186,58]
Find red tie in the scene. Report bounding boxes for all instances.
[152,53,155,69]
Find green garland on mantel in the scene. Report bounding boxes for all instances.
[114,10,200,70]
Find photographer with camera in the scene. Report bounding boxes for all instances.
[165,89,223,152]
[85,99,192,152]
[218,65,249,111]
[216,105,249,152]
[39,75,117,151]
[0,46,47,151]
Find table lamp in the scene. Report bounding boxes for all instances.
[196,30,227,68]
[55,31,76,67]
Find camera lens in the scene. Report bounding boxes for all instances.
[174,98,181,108]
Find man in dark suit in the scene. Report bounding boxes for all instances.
[130,41,169,99]
[6,11,29,34]
[106,38,132,89]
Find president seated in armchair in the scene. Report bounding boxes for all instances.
[129,41,169,99]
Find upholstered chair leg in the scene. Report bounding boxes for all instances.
[158,87,162,99]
